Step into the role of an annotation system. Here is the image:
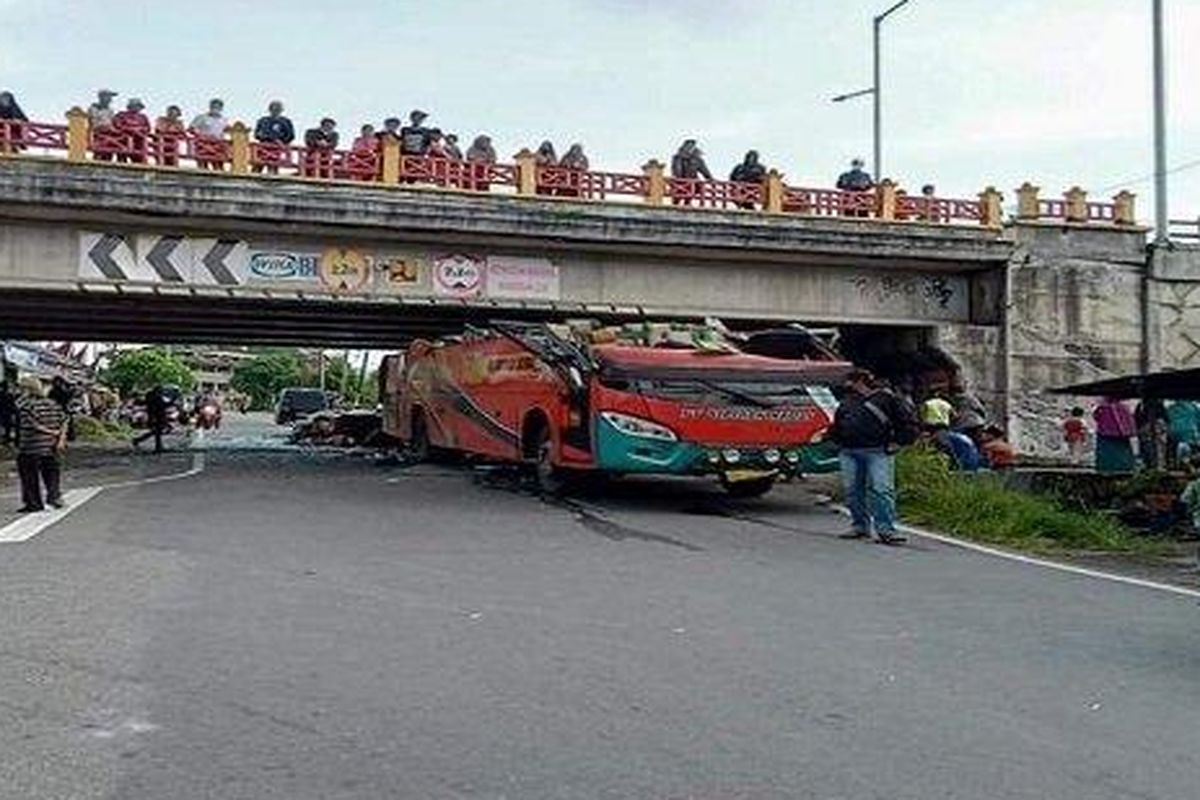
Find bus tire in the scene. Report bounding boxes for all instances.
[721,475,775,499]
[409,410,431,463]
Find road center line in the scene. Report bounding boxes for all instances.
[0,452,206,544]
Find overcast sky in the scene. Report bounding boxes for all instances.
[4,0,1198,219]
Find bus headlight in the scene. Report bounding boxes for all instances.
[600,411,678,442]
[722,448,741,463]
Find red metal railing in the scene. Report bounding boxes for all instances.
[0,115,1142,228]
[666,177,763,209]
[0,120,70,154]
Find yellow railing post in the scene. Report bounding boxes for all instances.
[514,149,537,196]
[876,178,897,221]
[228,122,250,175]
[642,160,665,205]
[1016,182,1040,220]
[764,169,785,214]
[65,107,89,162]
[978,186,1004,228]
[1064,186,1088,223]
[1113,190,1137,226]
[380,135,400,184]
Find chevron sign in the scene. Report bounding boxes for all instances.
[78,233,244,285]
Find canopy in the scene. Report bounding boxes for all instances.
[1049,367,1200,400]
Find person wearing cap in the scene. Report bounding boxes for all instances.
[113,98,151,163]
[253,100,295,174]
[836,157,874,192]
[399,109,432,156]
[14,376,68,513]
[189,98,229,170]
[302,117,338,178]
[828,369,918,545]
[88,89,118,160]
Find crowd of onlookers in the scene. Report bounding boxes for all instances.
[1,88,903,197]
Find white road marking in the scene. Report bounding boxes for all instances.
[0,452,205,544]
[831,503,1200,600]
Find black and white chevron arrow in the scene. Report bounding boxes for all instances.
[85,233,132,280]
[201,239,241,285]
[145,236,185,282]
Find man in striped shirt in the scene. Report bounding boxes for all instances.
[14,376,68,513]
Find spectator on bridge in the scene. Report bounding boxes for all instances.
[443,133,464,161]
[829,369,917,545]
[558,143,589,197]
[729,150,766,209]
[302,118,338,178]
[253,100,295,174]
[15,376,68,513]
[534,141,557,195]
[1093,396,1136,473]
[399,110,433,155]
[154,105,185,167]
[671,139,714,181]
[918,183,942,221]
[88,89,118,161]
[112,98,150,164]
[189,99,229,170]
[427,131,449,159]
[352,124,378,153]
[1,90,28,154]
[466,135,496,164]
[377,116,402,144]
[836,158,874,191]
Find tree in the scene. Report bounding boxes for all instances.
[230,351,303,411]
[101,348,195,399]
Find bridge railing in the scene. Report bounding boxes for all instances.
[0,109,1148,230]
[1169,218,1200,241]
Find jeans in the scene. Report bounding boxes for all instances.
[839,447,897,535]
[17,452,62,511]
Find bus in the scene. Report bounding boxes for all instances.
[380,321,850,496]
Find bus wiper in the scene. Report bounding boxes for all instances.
[696,380,775,409]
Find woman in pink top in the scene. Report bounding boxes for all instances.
[1093,397,1136,473]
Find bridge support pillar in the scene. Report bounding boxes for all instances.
[380,135,400,184]
[514,149,537,196]
[1016,182,1040,220]
[764,169,784,213]
[876,178,897,221]
[978,186,1003,228]
[642,160,665,205]
[65,107,89,162]
[229,122,250,174]
[1064,186,1088,223]
[1113,190,1137,226]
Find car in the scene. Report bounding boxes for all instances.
[274,387,331,425]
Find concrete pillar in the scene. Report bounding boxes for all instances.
[380,135,400,184]
[978,186,1003,228]
[65,107,89,163]
[228,122,250,175]
[1016,182,1040,220]
[1064,186,1088,223]
[1113,190,1137,226]
[514,149,537,196]
[642,160,665,205]
[876,178,897,221]
[764,169,785,214]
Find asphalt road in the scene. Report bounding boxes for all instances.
[1,415,1198,799]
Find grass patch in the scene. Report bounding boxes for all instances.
[72,416,135,444]
[896,446,1166,556]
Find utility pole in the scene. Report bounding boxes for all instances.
[1152,0,1168,243]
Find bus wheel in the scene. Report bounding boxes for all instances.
[534,429,567,496]
[409,411,431,463]
[721,474,775,499]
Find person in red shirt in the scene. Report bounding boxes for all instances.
[112,98,150,163]
[1063,406,1087,463]
[154,105,185,167]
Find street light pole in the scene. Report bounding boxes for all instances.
[832,0,912,182]
[1152,0,1167,243]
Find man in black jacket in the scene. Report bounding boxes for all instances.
[253,101,294,174]
[829,369,917,545]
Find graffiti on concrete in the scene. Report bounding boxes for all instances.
[850,273,961,311]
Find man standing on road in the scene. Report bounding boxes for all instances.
[829,369,917,545]
[14,376,68,513]
[133,385,171,454]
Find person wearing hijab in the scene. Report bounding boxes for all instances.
[557,143,589,197]
[465,135,497,192]
[534,141,556,195]
[0,90,28,154]
[729,150,767,209]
